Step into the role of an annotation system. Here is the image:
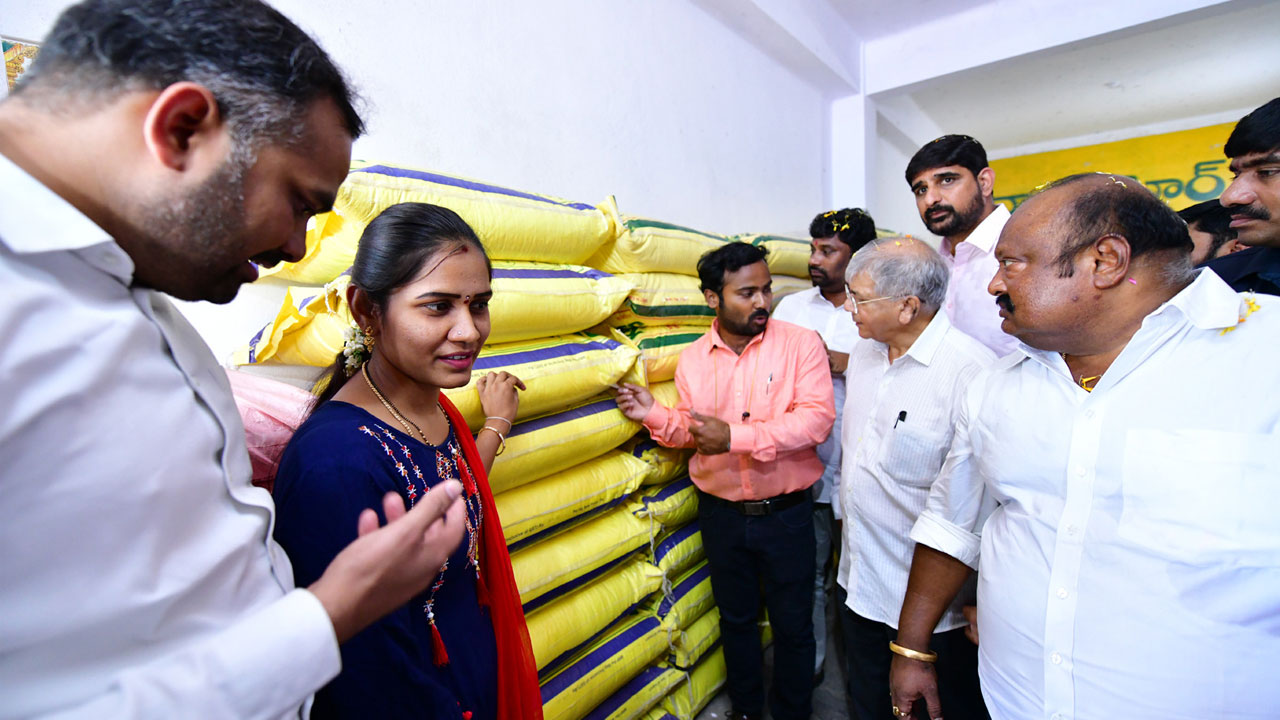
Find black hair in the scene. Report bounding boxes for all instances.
[311,203,490,410]
[809,207,878,251]
[19,0,364,144]
[1040,174,1193,278]
[1177,199,1237,259]
[905,134,988,186]
[1224,97,1280,159]
[697,242,769,295]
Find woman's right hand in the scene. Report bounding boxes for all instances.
[476,371,525,428]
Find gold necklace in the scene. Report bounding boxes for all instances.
[1059,352,1101,392]
[362,363,433,444]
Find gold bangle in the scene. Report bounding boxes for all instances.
[479,425,507,455]
[889,641,937,663]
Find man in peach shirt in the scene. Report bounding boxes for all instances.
[617,242,835,720]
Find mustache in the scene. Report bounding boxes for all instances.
[926,204,955,218]
[1229,204,1271,221]
[995,294,1015,313]
[750,309,770,320]
[808,266,828,278]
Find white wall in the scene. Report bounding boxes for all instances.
[7,1,832,362]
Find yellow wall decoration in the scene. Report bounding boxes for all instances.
[989,123,1235,212]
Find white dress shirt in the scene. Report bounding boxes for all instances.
[938,204,1019,357]
[836,311,993,630]
[911,271,1280,720]
[0,154,340,718]
[772,286,859,508]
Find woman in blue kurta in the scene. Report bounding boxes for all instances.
[273,203,542,720]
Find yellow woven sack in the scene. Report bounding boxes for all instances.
[633,477,698,530]
[233,279,351,367]
[735,233,810,279]
[671,607,720,669]
[609,273,713,327]
[641,709,680,720]
[444,332,640,431]
[769,274,812,308]
[651,521,704,579]
[262,162,614,284]
[648,380,679,408]
[490,396,640,495]
[237,262,637,367]
[652,560,715,629]
[510,506,653,606]
[620,435,693,487]
[540,612,675,720]
[524,557,663,671]
[581,663,687,720]
[588,202,728,276]
[613,325,705,384]
[495,451,650,545]
[660,647,726,720]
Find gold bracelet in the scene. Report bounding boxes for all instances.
[479,425,507,455]
[889,641,937,663]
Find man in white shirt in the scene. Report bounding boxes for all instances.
[889,173,1280,720]
[836,236,993,720]
[772,207,876,685]
[0,2,465,717]
[906,135,1018,356]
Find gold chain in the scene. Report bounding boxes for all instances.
[362,363,432,444]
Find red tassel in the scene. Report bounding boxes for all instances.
[462,713,472,720]
[430,621,450,666]
[475,572,491,608]
[457,457,478,496]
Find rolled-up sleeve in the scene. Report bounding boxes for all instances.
[909,376,992,570]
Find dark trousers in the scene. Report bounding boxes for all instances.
[837,588,988,720]
[698,490,816,720]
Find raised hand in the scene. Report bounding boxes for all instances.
[309,481,467,643]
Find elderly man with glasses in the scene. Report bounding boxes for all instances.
[836,236,994,720]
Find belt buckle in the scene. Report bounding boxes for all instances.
[741,499,770,516]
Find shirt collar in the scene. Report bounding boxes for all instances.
[1012,268,1243,370]
[901,310,952,366]
[705,319,768,355]
[0,152,115,254]
[940,203,1010,256]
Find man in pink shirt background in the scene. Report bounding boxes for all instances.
[616,242,835,720]
[907,134,1019,357]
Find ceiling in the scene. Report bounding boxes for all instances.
[880,0,1280,155]
[827,0,993,40]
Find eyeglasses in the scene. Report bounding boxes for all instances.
[846,289,905,315]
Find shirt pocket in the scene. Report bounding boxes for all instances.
[1119,428,1280,565]
[878,424,949,488]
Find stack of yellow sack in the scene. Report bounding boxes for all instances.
[234,161,821,719]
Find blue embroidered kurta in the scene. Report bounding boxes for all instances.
[274,401,497,720]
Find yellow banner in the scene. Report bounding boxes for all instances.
[989,122,1234,213]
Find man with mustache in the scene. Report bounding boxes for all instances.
[617,242,835,720]
[906,135,1019,356]
[771,207,877,686]
[888,173,1280,720]
[1204,97,1280,295]
[0,1,466,716]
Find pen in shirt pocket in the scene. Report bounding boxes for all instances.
[894,410,907,428]
[766,372,773,395]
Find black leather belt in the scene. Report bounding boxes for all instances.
[702,489,809,516]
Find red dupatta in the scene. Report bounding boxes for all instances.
[440,394,544,720]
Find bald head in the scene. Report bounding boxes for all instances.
[1028,173,1194,281]
[844,235,949,313]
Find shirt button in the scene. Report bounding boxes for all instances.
[1056,587,1068,599]
[1051,652,1063,665]
[1076,466,1087,477]
[1084,409,1095,419]
[1066,524,1079,535]
[1051,714,1064,720]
